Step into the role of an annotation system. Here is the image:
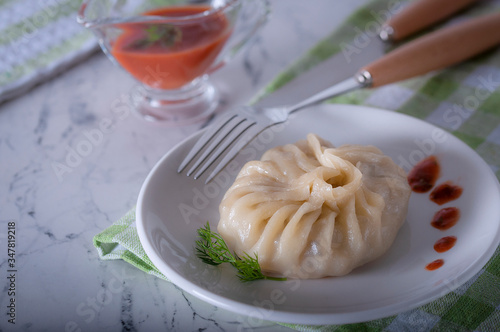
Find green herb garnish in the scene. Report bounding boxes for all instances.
[127,24,182,50]
[195,222,286,282]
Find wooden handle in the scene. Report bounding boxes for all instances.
[383,0,479,42]
[362,12,500,88]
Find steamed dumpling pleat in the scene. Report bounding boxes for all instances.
[218,134,411,279]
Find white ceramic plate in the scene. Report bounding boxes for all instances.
[136,104,500,325]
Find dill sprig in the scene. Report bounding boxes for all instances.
[126,24,182,50]
[195,223,234,266]
[195,222,286,282]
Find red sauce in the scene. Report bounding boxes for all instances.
[111,6,231,89]
[407,155,464,271]
[426,259,444,271]
[431,207,460,230]
[407,156,440,193]
[433,236,457,253]
[430,181,463,205]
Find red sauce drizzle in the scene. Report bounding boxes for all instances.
[431,207,460,230]
[426,259,444,271]
[407,155,464,271]
[407,156,440,193]
[430,181,463,205]
[434,236,457,253]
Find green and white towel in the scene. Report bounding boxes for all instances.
[0,0,97,103]
[94,0,500,330]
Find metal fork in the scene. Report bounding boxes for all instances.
[178,11,500,183]
[177,75,367,183]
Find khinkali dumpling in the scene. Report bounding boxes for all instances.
[217,134,411,279]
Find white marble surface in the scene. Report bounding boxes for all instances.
[0,1,368,331]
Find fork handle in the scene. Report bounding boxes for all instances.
[380,0,479,42]
[362,12,500,88]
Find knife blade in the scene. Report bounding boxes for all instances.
[255,0,480,108]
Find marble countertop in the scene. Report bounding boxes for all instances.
[0,1,369,331]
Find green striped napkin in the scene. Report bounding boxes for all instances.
[94,0,500,330]
[0,0,96,102]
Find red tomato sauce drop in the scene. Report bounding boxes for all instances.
[431,207,460,230]
[434,236,457,253]
[407,156,440,193]
[430,181,463,205]
[426,259,444,271]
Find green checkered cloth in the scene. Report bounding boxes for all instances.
[0,0,97,102]
[94,0,500,330]
[93,208,167,280]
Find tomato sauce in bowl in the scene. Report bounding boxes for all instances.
[111,6,231,90]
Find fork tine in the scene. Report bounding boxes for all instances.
[177,113,238,173]
[186,116,249,176]
[203,124,265,183]
[192,119,257,180]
